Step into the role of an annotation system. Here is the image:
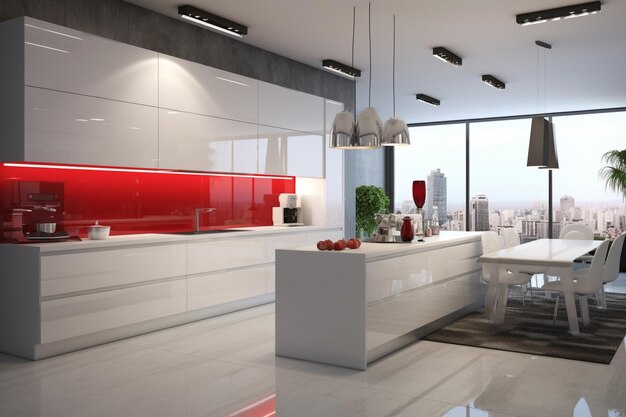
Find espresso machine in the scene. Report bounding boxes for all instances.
[272,193,304,226]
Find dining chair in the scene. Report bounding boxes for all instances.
[481,231,533,311]
[542,239,610,326]
[501,228,543,300]
[596,233,626,309]
[559,223,594,264]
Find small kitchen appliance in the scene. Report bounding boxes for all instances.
[272,194,304,226]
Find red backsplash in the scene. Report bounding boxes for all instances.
[0,162,295,239]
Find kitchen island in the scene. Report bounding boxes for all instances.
[0,225,342,360]
[275,231,485,370]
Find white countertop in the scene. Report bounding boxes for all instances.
[2,225,342,254]
[282,231,482,262]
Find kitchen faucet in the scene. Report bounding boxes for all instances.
[194,207,216,232]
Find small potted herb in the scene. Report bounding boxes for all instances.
[355,185,390,238]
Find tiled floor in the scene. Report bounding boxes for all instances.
[2,276,626,417]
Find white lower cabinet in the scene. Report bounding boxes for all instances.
[41,243,187,298]
[187,237,266,274]
[40,278,186,343]
[187,266,268,311]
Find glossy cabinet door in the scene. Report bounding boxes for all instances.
[324,99,345,226]
[40,243,187,298]
[40,279,186,343]
[25,87,159,168]
[159,109,258,173]
[258,81,324,134]
[24,17,158,106]
[187,237,266,275]
[159,55,258,123]
[258,126,323,177]
[187,266,268,311]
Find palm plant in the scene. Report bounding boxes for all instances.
[599,149,626,200]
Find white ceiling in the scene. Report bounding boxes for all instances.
[127,0,626,124]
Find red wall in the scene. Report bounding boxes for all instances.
[0,162,295,239]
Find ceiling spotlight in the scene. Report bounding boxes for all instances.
[178,5,247,38]
[516,1,601,26]
[482,75,506,90]
[535,40,552,49]
[322,59,361,79]
[432,47,462,67]
[415,93,440,106]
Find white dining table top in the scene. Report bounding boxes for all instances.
[478,238,603,268]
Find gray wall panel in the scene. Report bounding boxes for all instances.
[66,0,130,43]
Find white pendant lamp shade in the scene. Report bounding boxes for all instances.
[330,111,357,149]
[356,107,383,148]
[382,117,410,146]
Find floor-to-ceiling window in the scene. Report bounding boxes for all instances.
[552,112,626,238]
[393,109,626,238]
[394,124,465,230]
[469,119,547,240]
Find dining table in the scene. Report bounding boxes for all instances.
[478,238,603,335]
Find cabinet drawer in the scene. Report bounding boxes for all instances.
[187,267,267,311]
[40,279,186,343]
[265,233,309,262]
[187,237,266,274]
[41,244,187,298]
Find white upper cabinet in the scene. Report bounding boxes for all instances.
[25,87,158,168]
[159,55,258,123]
[24,17,158,106]
[258,125,323,178]
[159,109,258,173]
[258,81,324,134]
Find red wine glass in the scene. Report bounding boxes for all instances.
[412,180,426,209]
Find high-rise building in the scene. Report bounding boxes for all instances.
[471,193,489,231]
[559,195,575,222]
[426,169,447,228]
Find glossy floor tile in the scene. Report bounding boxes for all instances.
[2,276,626,417]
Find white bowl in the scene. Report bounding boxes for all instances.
[88,225,110,240]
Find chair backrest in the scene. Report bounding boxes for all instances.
[559,223,593,240]
[480,231,503,282]
[575,240,610,295]
[603,233,626,285]
[501,228,521,248]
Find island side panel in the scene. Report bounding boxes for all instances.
[275,250,367,370]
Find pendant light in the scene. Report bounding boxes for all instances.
[382,15,410,146]
[330,7,359,149]
[527,41,558,169]
[355,2,383,148]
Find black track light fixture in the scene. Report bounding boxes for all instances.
[516,1,601,26]
[415,94,440,106]
[322,59,361,79]
[178,5,247,38]
[432,47,462,67]
[482,75,506,90]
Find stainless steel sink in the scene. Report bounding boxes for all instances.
[166,229,247,235]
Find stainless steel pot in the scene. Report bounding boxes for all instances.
[36,223,56,234]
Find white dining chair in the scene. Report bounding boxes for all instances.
[481,231,533,311]
[501,228,543,300]
[596,233,626,309]
[542,239,610,326]
[559,223,594,264]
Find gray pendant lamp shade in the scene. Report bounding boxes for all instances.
[330,111,357,149]
[382,117,410,146]
[381,15,410,146]
[357,107,383,148]
[527,117,559,169]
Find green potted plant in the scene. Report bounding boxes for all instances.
[599,149,626,199]
[599,149,626,271]
[355,185,390,238]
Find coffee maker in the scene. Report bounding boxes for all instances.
[272,194,304,226]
